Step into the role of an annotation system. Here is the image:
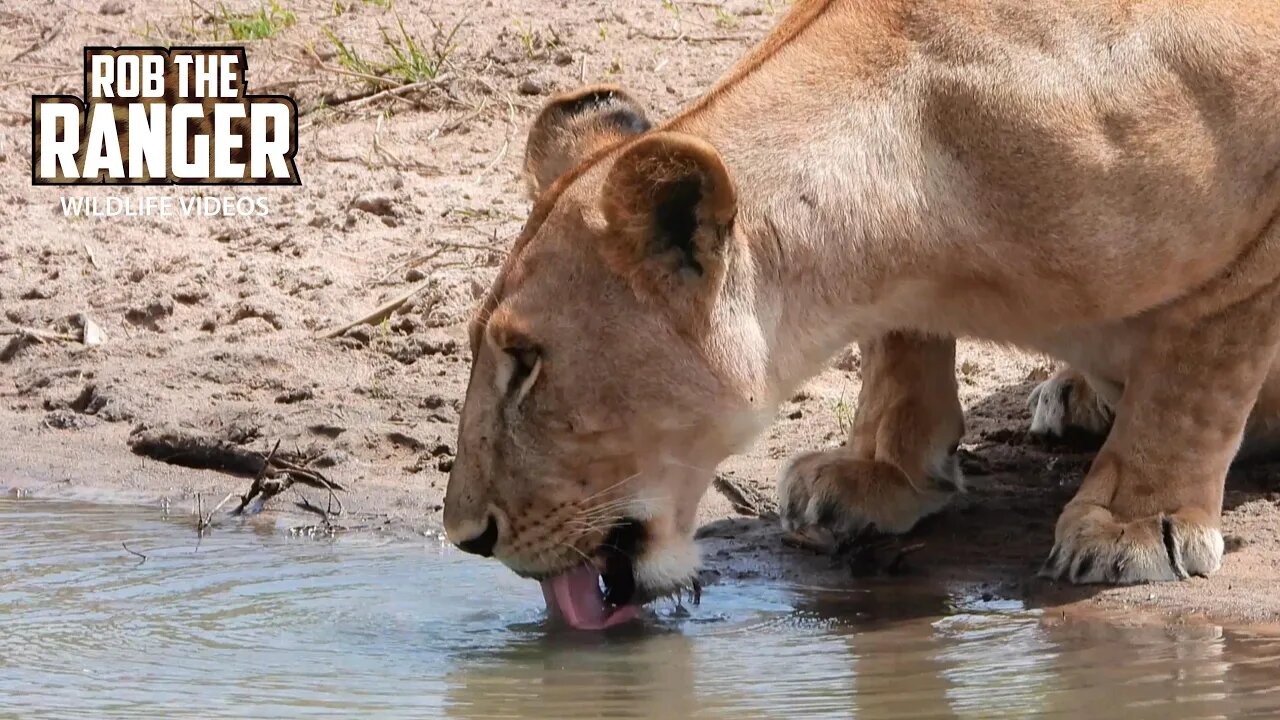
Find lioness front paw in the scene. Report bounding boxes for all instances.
[777,449,959,541]
[1039,504,1223,584]
[1028,369,1114,438]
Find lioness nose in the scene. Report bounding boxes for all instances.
[453,514,499,557]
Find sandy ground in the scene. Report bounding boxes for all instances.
[3,0,1280,626]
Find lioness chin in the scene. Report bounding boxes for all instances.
[444,0,1280,629]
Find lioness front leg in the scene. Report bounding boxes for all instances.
[779,333,964,540]
[1041,293,1280,584]
[1028,367,1118,439]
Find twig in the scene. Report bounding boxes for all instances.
[477,138,510,179]
[293,489,331,521]
[343,78,449,110]
[0,326,78,341]
[231,440,346,517]
[272,456,344,515]
[202,492,237,530]
[633,31,751,43]
[10,25,62,63]
[375,247,444,284]
[318,280,434,339]
[83,243,100,270]
[712,474,763,516]
[427,239,504,253]
[122,542,147,564]
[0,71,74,90]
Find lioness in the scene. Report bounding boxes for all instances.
[444,0,1280,629]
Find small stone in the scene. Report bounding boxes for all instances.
[125,297,174,329]
[312,449,351,468]
[405,268,427,282]
[350,192,396,217]
[342,325,374,345]
[308,424,347,438]
[391,316,418,334]
[274,388,314,404]
[173,286,208,304]
[82,317,105,346]
[46,408,98,429]
[387,431,426,451]
[518,77,547,95]
[553,51,574,66]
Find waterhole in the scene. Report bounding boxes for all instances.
[4,497,1279,719]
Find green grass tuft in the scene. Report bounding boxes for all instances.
[219,0,296,40]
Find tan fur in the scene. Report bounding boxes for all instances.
[446,0,1280,594]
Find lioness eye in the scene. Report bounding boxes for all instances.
[505,346,541,399]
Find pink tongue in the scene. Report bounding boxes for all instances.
[540,564,640,630]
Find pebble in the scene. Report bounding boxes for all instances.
[350,192,396,217]
[518,77,547,95]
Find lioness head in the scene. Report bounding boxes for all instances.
[444,85,772,628]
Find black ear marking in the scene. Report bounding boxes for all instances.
[525,85,651,199]
[653,175,704,275]
[555,89,651,136]
[599,107,652,135]
[558,88,621,115]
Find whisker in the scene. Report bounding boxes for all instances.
[575,470,646,503]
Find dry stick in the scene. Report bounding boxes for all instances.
[429,238,505,253]
[122,542,147,564]
[293,41,400,88]
[318,279,434,339]
[202,492,237,530]
[271,457,345,515]
[712,475,761,516]
[0,71,74,90]
[375,247,444,284]
[634,31,751,42]
[342,77,449,110]
[10,25,60,63]
[83,243,100,270]
[0,326,79,342]
[292,489,331,522]
[477,138,510,179]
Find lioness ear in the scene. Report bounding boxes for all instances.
[601,132,737,303]
[523,85,651,199]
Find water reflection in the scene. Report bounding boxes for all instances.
[4,496,1280,720]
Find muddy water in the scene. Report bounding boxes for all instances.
[4,497,1280,720]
